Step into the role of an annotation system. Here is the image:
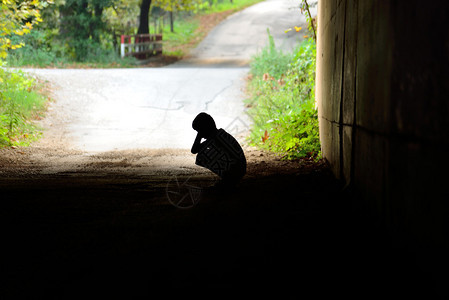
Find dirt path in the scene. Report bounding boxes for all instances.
[1,144,436,298]
[2,147,436,297]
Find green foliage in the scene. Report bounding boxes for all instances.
[0,0,50,60]
[6,30,67,67]
[246,35,321,160]
[104,0,140,36]
[0,65,46,147]
[5,0,264,66]
[154,0,200,12]
[299,0,317,42]
[59,0,115,61]
[7,25,137,67]
[250,28,293,80]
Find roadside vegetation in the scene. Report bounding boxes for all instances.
[0,66,48,147]
[245,0,320,161]
[1,0,49,147]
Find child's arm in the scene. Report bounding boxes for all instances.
[191,132,203,154]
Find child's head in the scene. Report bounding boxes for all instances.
[192,112,217,138]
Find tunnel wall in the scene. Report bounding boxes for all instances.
[316,0,449,278]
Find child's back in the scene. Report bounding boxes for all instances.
[191,112,246,188]
[195,128,246,184]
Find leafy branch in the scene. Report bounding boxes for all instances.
[299,0,316,43]
[0,0,52,60]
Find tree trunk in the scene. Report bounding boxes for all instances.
[138,0,152,34]
[169,11,174,33]
[91,4,103,43]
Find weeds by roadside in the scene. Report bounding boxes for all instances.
[0,65,48,147]
[246,32,320,161]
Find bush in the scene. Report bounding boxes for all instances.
[7,29,137,67]
[0,65,47,147]
[249,29,293,80]
[246,36,320,160]
[6,30,67,67]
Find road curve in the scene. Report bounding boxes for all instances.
[179,0,312,66]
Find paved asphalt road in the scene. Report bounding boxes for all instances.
[182,0,315,64]
[23,0,315,152]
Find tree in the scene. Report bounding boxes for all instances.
[137,0,199,34]
[59,0,116,60]
[104,0,140,36]
[0,0,48,60]
[137,0,152,34]
[104,0,140,51]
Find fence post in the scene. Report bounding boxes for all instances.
[120,34,162,59]
[120,35,125,58]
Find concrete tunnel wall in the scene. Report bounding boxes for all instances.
[315,0,449,255]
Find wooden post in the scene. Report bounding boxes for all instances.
[120,35,125,58]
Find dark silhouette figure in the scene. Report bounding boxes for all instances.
[191,112,246,189]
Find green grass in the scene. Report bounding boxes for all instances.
[162,18,201,57]
[0,67,48,147]
[246,33,321,160]
[201,0,266,13]
[249,29,294,79]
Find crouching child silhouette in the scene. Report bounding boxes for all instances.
[191,112,246,191]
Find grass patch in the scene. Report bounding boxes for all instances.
[162,17,201,57]
[245,32,321,161]
[0,66,49,147]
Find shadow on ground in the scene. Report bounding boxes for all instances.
[1,156,439,297]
